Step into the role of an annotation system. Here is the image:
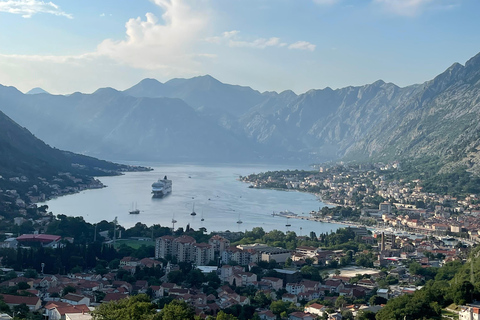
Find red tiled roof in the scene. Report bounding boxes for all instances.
[1,294,40,306]
[63,293,86,302]
[16,234,61,242]
[103,293,128,302]
[55,304,90,315]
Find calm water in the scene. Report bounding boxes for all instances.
[43,164,343,235]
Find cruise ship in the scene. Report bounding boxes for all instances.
[152,176,172,198]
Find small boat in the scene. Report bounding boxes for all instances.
[285,217,291,227]
[201,210,204,221]
[129,202,140,214]
[191,203,197,216]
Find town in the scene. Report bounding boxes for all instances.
[0,201,475,320]
[242,162,480,243]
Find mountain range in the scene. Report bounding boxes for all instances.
[1,52,480,168]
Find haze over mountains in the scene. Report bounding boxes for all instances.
[1,52,480,167]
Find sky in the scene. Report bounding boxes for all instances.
[0,0,479,94]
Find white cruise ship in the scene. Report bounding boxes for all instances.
[152,176,172,198]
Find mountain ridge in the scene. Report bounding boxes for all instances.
[1,52,480,167]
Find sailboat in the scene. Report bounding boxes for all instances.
[236,214,242,224]
[129,202,140,214]
[191,203,197,216]
[201,210,204,221]
[285,217,291,227]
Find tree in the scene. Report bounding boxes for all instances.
[92,294,157,320]
[215,311,238,320]
[23,269,38,279]
[62,286,76,296]
[335,296,347,309]
[341,310,354,320]
[13,303,29,319]
[155,300,195,320]
[269,300,292,316]
[357,310,376,320]
[17,282,30,290]
[369,295,387,306]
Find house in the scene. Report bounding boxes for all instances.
[219,265,244,283]
[0,277,34,288]
[46,303,91,320]
[324,279,344,293]
[286,283,304,295]
[377,288,389,300]
[0,294,41,311]
[257,310,276,320]
[16,234,62,248]
[62,293,90,306]
[459,305,480,320]
[39,275,58,289]
[328,313,343,320]
[138,258,162,268]
[102,293,128,302]
[261,277,283,291]
[304,303,326,317]
[357,278,377,289]
[282,293,297,304]
[65,313,93,320]
[230,272,257,287]
[150,286,162,299]
[288,312,316,320]
[159,283,181,297]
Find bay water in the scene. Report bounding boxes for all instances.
[43,164,343,235]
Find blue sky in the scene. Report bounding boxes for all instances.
[0,0,478,94]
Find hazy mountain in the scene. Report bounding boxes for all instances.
[0,108,137,187]
[125,75,265,117]
[1,52,480,166]
[0,86,267,162]
[26,87,49,95]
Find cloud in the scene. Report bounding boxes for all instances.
[0,0,72,18]
[96,0,211,73]
[372,0,457,16]
[0,0,214,92]
[0,0,316,94]
[313,0,340,5]
[207,30,314,51]
[289,41,316,51]
[229,37,287,49]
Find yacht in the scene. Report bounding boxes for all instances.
[129,202,140,214]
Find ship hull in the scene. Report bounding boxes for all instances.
[152,176,172,198]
